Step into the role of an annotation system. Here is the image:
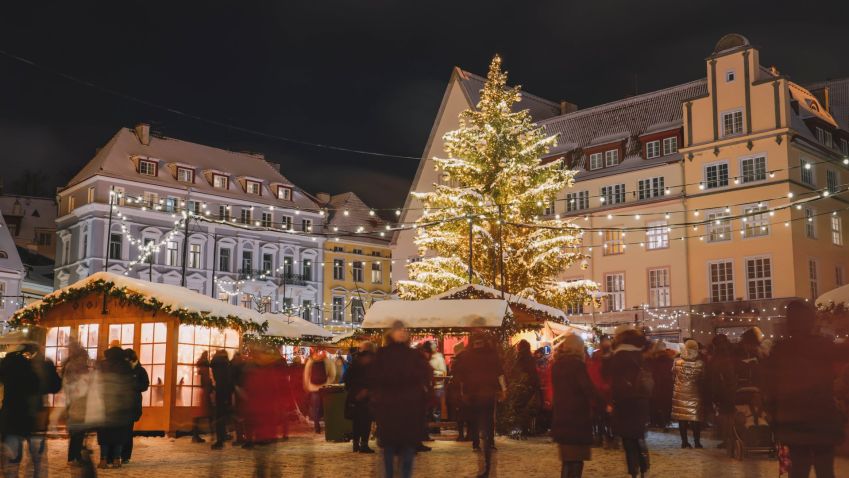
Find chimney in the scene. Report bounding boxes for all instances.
[560,100,578,115]
[809,86,830,113]
[315,192,331,204]
[134,123,151,146]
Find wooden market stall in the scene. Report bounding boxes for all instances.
[261,313,334,360]
[10,271,268,434]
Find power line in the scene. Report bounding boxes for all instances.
[0,48,422,161]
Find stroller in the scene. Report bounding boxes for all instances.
[730,386,776,460]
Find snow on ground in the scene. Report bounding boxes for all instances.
[35,424,849,477]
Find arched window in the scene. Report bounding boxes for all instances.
[0,250,7,259]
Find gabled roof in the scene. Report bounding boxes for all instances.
[788,81,839,128]
[805,77,849,131]
[323,192,390,245]
[0,214,24,275]
[455,68,562,121]
[65,128,318,210]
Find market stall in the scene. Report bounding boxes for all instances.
[10,271,267,433]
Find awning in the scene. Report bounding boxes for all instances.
[261,313,334,339]
[817,284,849,307]
[361,299,509,329]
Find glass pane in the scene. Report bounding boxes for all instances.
[57,327,71,346]
[210,329,225,348]
[140,344,153,365]
[151,364,166,385]
[176,365,193,389]
[86,348,97,360]
[87,324,99,347]
[193,345,207,363]
[177,344,193,364]
[192,387,204,407]
[178,324,194,344]
[46,327,59,347]
[177,385,192,407]
[108,324,121,344]
[151,386,165,407]
[153,344,166,365]
[55,347,68,367]
[141,323,154,343]
[122,324,134,344]
[45,347,57,363]
[154,323,167,343]
[141,389,151,407]
[195,327,210,346]
[224,329,239,348]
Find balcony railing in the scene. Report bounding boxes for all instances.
[237,269,312,285]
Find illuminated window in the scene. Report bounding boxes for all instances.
[177,167,194,183]
[646,221,669,250]
[140,322,167,407]
[78,324,100,359]
[138,159,157,176]
[213,174,228,189]
[277,186,292,201]
[604,273,625,312]
[648,268,670,307]
[371,262,383,283]
[832,216,844,246]
[603,230,624,256]
[742,203,770,238]
[706,209,731,243]
[45,326,71,406]
[108,323,135,349]
[246,180,261,195]
[176,325,239,407]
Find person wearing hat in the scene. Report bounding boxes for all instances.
[764,300,849,478]
[671,339,706,448]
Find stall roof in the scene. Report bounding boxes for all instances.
[817,284,849,307]
[361,299,509,329]
[14,271,267,331]
[431,284,568,322]
[261,313,334,339]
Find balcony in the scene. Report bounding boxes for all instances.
[237,269,312,286]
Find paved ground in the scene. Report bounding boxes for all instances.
[28,427,849,477]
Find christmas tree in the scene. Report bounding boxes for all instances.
[398,55,597,310]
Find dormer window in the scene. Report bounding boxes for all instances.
[725,70,736,83]
[246,180,262,195]
[138,159,157,176]
[604,149,619,167]
[589,153,603,170]
[662,137,678,155]
[213,174,229,189]
[177,167,194,183]
[277,186,292,201]
[816,127,833,148]
[646,140,660,159]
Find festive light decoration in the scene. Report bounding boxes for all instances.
[397,56,598,309]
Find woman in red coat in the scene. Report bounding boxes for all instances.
[242,344,288,475]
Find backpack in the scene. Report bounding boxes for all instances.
[310,360,327,386]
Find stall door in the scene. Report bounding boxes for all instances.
[137,322,169,431]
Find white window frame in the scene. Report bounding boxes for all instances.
[801,160,815,186]
[604,273,625,312]
[188,243,201,269]
[725,70,736,83]
[166,240,179,267]
[706,209,731,243]
[277,186,292,201]
[805,208,817,239]
[708,259,735,303]
[113,186,125,206]
[601,184,626,205]
[721,109,744,137]
[281,215,293,231]
[333,259,344,281]
[604,149,619,167]
[352,261,364,282]
[332,296,345,321]
[177,167,194,183]
[240,208,252,225]
[817,127,833,148]
[301,219,313,232]
[213,174,229,189]
[704,161,729,189]
[566,191,589,212]
[371,262,383,284]
[261,212,273,228]
[740,155,767,184]
[662,136,678,156]
[138,159,157,176]
[645,221,669,250]
[745,256,773,300]
[246,180,262,196]
[840,138,849,156]
[646,140,660,159]
[638,176,664,200]
[219,205,230,221]
[589,152,603,171]
[742,203,770,238]
[142,191,159,208]
[832,215,844,246]
[648,267,671,308]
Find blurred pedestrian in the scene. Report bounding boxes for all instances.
[230,351,248,446]
[454,330,506,478]
[447,342,471,441]
[303,348,336,434]
[671,339,705,449]
[647,341,673,430]
[607,327,651,478]
[764,300,849,478]
[425,341,447,429]
[334,355,347,384]
[737,327,764,389]
[64,340,91,465]
[506,339,541,437]
[210,349,233,449]
[191,351,212,443]
[344,340,376,453]
[242,344,288,478]
[0,341,61,477]
[587,336,614,448]
[551,334,601,478]
[707,334,736,453]
[96,343,135,469]
[121,348,149,464]
[371,321,431,478]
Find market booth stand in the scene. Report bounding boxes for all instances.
[10,271,267,434]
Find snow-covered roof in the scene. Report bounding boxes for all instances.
[431,284,568,321]
[817,284,849,308]
[788,82,839,128]
[455,68,562,121]
[15,271,267,330]
[0,214,24,275]
[361,298,509,329]
[320,191,390,245]
[805,77,849,130]
[64,127,318,211]
[262,313,334,339]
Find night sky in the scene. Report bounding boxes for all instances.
[1,1,847,210]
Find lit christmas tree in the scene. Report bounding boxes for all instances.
[398,55,597,310]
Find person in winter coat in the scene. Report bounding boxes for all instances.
[241,343,288,477]
[671,339,706,448]
[229,352,248,446]
[63,340,91,465]
[551,334,601,478]
[371,321,431,478]
[606,327,651,478]
[191,351,213,443]
[647,341,674,430]
[736,327,764,389]
[210,349,233,449]
[424,341,448,426]
[707,334,737,453]
[344,340,376,453]
[0,341,61,477]
[96,344,135,469]
[587,336,614,448]
[121,348,149,464]
[507,339,542,437]
[454,331,506,478]
[764,300,849,478]
[446,342,471,441]
[302,348,336,433]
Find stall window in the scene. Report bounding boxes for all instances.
[176,325,239,407]
[140,322,167,407]
[77,324,100,359]
[45,326,71,406]
[109,323,135,349]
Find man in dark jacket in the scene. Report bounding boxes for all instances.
[707,334,736,453]
[344,341,376,453]
[607,328,650,478]
[97,344,135,468]
[0,342,60,477]
[764,300,849,478]
[121,348,150,464]
[210,349,233,449]
[454,331,506,478]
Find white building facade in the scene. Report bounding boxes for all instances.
[0,213,25,323]
[55,125,328,323]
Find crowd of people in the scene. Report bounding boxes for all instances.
[1,299,848,478]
